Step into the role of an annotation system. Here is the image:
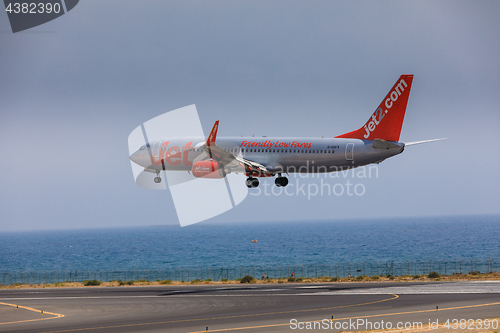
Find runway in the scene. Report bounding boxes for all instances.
[1,281,500,333]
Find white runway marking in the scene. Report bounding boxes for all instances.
[1,282,499,301]
[314,282,500,295]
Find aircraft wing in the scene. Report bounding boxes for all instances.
[202,121,271,175]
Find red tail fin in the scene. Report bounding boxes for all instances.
[336,75,413,142]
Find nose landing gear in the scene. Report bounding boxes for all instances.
[154,172,162,184]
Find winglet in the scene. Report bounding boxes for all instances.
[206,121,219,146]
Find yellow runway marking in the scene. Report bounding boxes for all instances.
[189,300,500,332]
[0,301,64,325]
[39,293,398,332]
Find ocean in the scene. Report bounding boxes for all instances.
[1,215,499,275]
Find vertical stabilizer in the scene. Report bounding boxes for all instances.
[336,75,413,142]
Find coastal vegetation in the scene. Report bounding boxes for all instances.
[1,271,498,289]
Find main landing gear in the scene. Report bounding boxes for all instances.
[275,175,288,187]
[246,175,289,188]
[246,177,259,188]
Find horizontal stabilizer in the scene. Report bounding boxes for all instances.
[405,138,447,146]
[372,139,402,150]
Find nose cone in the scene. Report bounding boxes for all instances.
[129,150,147,167]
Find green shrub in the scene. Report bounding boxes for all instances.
[126,280,134,285]
[83,279,101,286]
[139,279,146,282]
[386,274,394,280]
[205,279,212,282]
[412,275,421,279]
[356,275,367,281]
[221,278,228,282]
[330,277,339,282]
[371,275,380,280]
[427,272,440,278]
[240,275,255,283]
[191,279,201,284]
[296,277,303,282]
[160,279,172,284]
[287,277,296,282]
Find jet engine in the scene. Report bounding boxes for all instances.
[192,160,225,179]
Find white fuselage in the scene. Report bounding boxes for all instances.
[129,136,405,175]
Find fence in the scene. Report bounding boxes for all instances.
[1,258,498,285]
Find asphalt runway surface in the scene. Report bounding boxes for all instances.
[1,281,500,333]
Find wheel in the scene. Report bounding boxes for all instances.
[246,177,254,188]
[154,176,162,183]
[281,177,288,187]
[275,177,288,187]
[246,177,259,188]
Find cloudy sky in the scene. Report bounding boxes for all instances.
[1,1,499,231]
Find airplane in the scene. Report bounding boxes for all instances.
[129,74,445,188]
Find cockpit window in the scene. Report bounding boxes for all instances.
[139,145,146,150]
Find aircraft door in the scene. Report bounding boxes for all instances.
[152,141,161,160]
[345,143,354,161]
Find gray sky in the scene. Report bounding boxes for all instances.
[1,1,499,231]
